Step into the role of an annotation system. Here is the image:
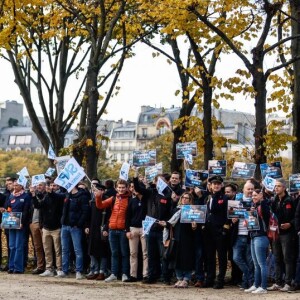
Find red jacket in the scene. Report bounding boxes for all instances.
[95,192,130,230]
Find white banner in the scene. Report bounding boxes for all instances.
[48,145,56,160]
[31,174,46,187]
[45,167,55,177]
[17,167,29,177]
[17,174,28,188]
[54,157,86,192]
[263,175,276,192]
[142,216,157,235]
[119,162,130,181]
[55,155,71,175]
[156,177,168,196]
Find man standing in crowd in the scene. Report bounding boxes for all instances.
[231,182,254,290]
[204,175,229,289]
[268,178,296,292]
[31,180,65,277]
[95,179,131,283]
[58,184,90,280]
[29,183,46,275]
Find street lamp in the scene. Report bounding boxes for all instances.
[221,144,227,160]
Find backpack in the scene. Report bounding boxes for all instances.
[258,205,279,242]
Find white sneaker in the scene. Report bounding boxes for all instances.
[252,287,267,294]
[55,271,67,278]
[245,285,258,293]
[105,274,118,282]
[39,270,54,277]
[122,274,129,282]
[280,284,291,292]
[267,283,281,291]
[76,272,84,280]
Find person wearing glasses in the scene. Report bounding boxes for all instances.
[158,192,197,288]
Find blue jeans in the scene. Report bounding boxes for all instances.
[175,269,192,281]
[61,225,83,273]
[251,236,269,289]
[233,236,254,288]
[9,229,25,272]
[109,230,129,276]
[146,230,163,280]
[90,255,108,274]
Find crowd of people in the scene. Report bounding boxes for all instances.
[0,169,300,295]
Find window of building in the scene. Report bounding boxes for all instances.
[142,128,147,137]
[159,125,167,135]
[15,147,21,151]
[8,135,32,145]
[35,147,42,154]
[121,153,125,161]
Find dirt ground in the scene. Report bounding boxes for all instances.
[0,273,299,300]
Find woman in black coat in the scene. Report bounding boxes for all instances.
[159,192,197,288]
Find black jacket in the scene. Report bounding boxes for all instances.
[32,191,65,230]
[205,191,228,227]
[61,189,90,228]
[271,191,295,235]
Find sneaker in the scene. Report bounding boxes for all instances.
[122,274,129,282]
[267,283,282,291]
[55,271,67,278]
[280,284,291,292]
[252,287,267,294]
[105,274,118,282]
[245,285,258,293]
[40,270,54,277]
[76,272,84,280]
[174,280,182,288]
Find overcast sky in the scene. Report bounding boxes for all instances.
[0,42,256,123]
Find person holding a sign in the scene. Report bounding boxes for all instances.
[231,182,255,291]
[6,180,31,274]
[203,175,229,289]
[244,189,270,294]
[158,192,197,288]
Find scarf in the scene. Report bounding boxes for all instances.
[12,190,24,198]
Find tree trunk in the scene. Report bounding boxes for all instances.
[252,69,267,179]
[85,65,99,179]
[291,0,300,173]
[203,88,214,169]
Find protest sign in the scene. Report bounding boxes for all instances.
[119,162,130,181]
[45,167,56,177]
[132,150,156,167]
[263,175,276,192]
[176,141,197,159]
[55,155,71,175]
[227,200,248,219]
[180,205,207,223]
[142,216,157,235]
[48,145,56,160]
[54,157,86,192]
[31,174,46,187]
[1,212,22,229]
[289,173,300,193]
[17,167,29,177]
[156,177,169,196]
[231,162,256,179]
[17,174,28,188]
[184,169,208,189]
[245,210,260,231]
[208,160,227,177]
[145,162,163,183]
[260,162,283,179]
